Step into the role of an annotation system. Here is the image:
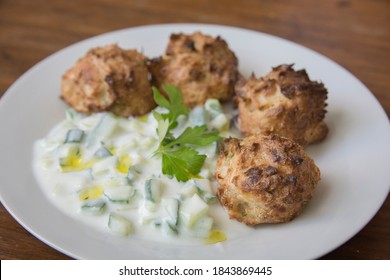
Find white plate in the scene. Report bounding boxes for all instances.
[1,23,389,259]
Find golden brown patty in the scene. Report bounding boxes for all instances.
[236,64,328,146]
[149,32,239,108]
[61,44,155,117]
[215,135,320,225]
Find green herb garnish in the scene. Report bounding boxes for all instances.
[152,86,220,182]
[152,85,189,129]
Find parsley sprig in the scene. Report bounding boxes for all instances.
[152,85,220,182]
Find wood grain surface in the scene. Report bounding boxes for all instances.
[0,0,389,260]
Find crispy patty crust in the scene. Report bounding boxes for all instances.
[61,44,155,117]
[149,32,239,108]
[236,64,328,145]
[215,135,321,225]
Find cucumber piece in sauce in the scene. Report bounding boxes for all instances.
[144,178,163,203]
[162,198,180,236]
[94,145,112,158]
[81,199,106,214]
[85,113,118,148]
[108,213,133,236]
[180,193,209,228]
[162,198,180,227]
[104,186,136,204]
[64,129,84,143]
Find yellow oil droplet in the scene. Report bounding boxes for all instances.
[108,146,116,155]
[138,114,149,123]
[79,185,103,201]
[221,122,229,132]
[189,173,203,179]
[60,147,97,172]
[204,230,227,244]
[64,147,82,165]
[116,154,132,174]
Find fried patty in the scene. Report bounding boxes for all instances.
[149,32,239,108]
[215,134,321,225]
[236,64,328,146]
[61,44,155,117]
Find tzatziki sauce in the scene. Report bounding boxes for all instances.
[33,99,253,245]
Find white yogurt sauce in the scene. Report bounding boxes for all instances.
[33,100,254,244]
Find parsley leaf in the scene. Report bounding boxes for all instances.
[168,125,220,147]
[152,85,220,182]
[152,85,189,129]
[161,147,206,182]
[153,111,170,143]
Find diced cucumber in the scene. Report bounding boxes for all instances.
[202,193,218,204]
[204,99,229,131]
[193,178,212,193]
[85,113,118,148]
[58,144,79,160]
[64,128,84,143]
[59,157,71,169]
[190,216,214,238]
[108,213,133,236]
[139,208,158,225]
[189,106,206,126]
[56,142,77,158]
[104,186,136,204]
[91,156,118,178]
[162,220,178,236]
[161,198,180,236]
[141,179,162,213]
[205,99,223,119]
[178,181,198,200]
[115,139,137,155]
[59,145,88,172]
[144,178,163,203]
[143,200,157,212]
[127,165,141,182]
[59,156,95,173]
[162,198,180,226]
[192,179,218,204]
[116,154,133,174]
[94,145,112,158]
[81,199,106,214]
[209,113,229,131]
[105,177,130,188]
[180,194,209,228]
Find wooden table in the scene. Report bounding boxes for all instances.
[0,0,389,260]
